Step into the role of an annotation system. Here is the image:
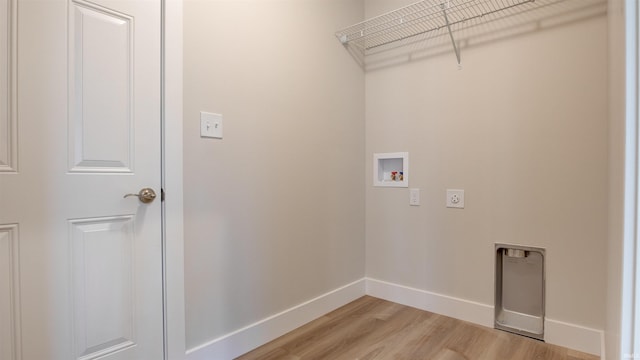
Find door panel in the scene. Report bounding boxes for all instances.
[0,224,19,360]
[70,216,136,360]
[69,1,134,173]
[0,0,163,359]
[0,0,16,173]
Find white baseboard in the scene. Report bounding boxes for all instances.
[545,318,604,357]
[185,277,603,359]
[365,278,494,328]
[365,278,603,357]
[185,278,366,360]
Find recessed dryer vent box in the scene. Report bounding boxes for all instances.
[495,243,545,340]
[373,152,408,188]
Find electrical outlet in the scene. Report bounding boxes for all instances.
[446,189,464,209]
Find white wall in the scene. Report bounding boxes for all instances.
[183,0,365,352]
[365,0,608,336]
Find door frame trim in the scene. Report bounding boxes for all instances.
[162,1,186,359]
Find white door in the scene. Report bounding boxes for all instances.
[0,0,164,359]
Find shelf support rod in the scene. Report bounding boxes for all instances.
[441,2,460,65]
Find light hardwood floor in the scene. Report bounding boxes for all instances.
[236,296,600,360]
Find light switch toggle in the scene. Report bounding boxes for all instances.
[200,111,223,139]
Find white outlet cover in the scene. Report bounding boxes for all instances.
[200,112,223,139]
[446,189,464,209]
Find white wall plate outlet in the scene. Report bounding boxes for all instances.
[446,189,464,209]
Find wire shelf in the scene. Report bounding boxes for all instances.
[335,0,537,62]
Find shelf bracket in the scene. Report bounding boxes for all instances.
[441,2,461,65]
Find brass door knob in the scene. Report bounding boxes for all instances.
[124,188,157,204]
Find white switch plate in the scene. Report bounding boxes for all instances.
[200,112,223,139]
[446,189,464,209]
[409,188,420,206]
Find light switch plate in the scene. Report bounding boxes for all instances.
[446,189,464,209]
[409,188,420,206]
[200,112,223,139]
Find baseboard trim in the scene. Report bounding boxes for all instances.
[545,318,604,357]
[185,278,366,360]
[185,277,603,358]
[365,278,602,357]
[365,278,494,327]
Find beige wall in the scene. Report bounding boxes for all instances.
[183,0,365,350]
[607,1,624,358]
[365,0,608,331]
[183,0,613,352]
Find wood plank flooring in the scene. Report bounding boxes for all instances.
[236,296,600,360]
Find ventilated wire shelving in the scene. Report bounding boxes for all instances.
[335,0,538,64]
